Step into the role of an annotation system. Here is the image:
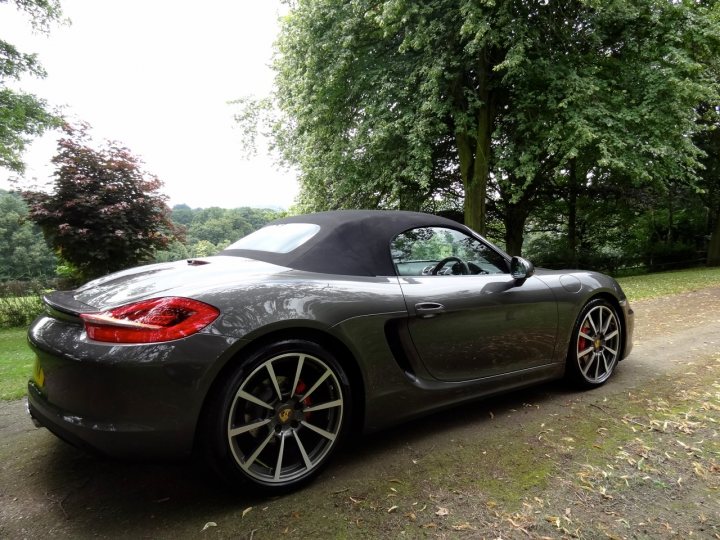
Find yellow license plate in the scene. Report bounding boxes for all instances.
[32,357,45,389]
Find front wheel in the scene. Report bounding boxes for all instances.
[201,340,351,492]
[566,298,622,388]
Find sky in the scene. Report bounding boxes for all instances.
[0,0,298,209]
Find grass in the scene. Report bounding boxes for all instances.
[616,265,720,301]
[0,327,32,400]
[0,266,719,401]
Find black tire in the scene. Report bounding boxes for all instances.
[201,339,351,492]
[566,298,622,388]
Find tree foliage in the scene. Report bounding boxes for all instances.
[154,205,283,262]
[23,123,178,282]
[0,0,63,172]
[249,0,720,261]
[699,116,720,266]
[0,189,55,279]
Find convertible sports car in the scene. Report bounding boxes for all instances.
[27,210,634,491]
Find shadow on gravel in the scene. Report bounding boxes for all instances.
[36,437,276,535]
[337,379,574,461]
[27,378,588,536]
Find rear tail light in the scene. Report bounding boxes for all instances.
[80,297,220,343]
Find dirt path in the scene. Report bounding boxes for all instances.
[1,288,719,539]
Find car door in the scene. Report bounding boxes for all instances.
[391,227,558,382]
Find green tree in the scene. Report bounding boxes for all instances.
[0,189,55,279]
[153,205,284,263]
[170,203,193,226]
[265,0,495,230]
[542,2,716,263]
[697,111,720,267]
[693,25,720,269]
[0,0,63,172]
[153,239,190,263]
[250,0,719,255]
[23,123,179,282]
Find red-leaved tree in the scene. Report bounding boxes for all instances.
[24,123,180,282]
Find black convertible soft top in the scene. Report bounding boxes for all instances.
[220,210,476,276]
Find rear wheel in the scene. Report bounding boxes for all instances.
[202,340,350,491]
[566,298,622,388]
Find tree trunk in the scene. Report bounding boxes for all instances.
[504,200,530,256]
[456,128,490,236]
[708,209,720,266]
[666,189,674,243]
[468,98,491,236]
[454,57,492,236]
[567,159,579,267]
[397,189,421,212]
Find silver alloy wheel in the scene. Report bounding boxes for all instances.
[575,304,620,384]
[226,352,344,485]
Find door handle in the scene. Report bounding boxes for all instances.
[415,302,445,318]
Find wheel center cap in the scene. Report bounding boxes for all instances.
[594,338,602,350]
[277,407,293,424]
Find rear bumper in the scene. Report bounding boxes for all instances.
[26,398,42,427]
[27,313,239,459]
[27,382,189,458]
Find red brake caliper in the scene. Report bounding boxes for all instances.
[295,380,312,420]
[578,324,590,354]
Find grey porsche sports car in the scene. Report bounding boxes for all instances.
[27,210,634,491]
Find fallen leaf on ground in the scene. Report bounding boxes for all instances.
[545,516,560,528]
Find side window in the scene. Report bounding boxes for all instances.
[391,227,509,276]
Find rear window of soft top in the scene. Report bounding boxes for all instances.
[225,223,320,253]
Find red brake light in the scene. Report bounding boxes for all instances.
[80,297,220,343]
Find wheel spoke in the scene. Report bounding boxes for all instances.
[236,389,274,410]
[303,399,342,413]
[578,345,594,359]
[602,351,610,374]
[273,433,286,481]
[293,430,313,471]
[581,355,594,376]
[579,331,593,341]
[301,368,331,401]
[243,430,275,470]
[266,362,283,401]
[594,353,601,379]
[301,420,336,441]
[602,311,613,333]
[605,329,619,341]
[229,418,271,437]
[605,345,617,356]
[291,355,305,398]
[586,314,599,333]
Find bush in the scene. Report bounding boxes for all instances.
[0,280,48,328]
[0,295,43,328]
[523,234,620,270]
[643,242,702,272]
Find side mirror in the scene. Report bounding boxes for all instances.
[511,256,535,281]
